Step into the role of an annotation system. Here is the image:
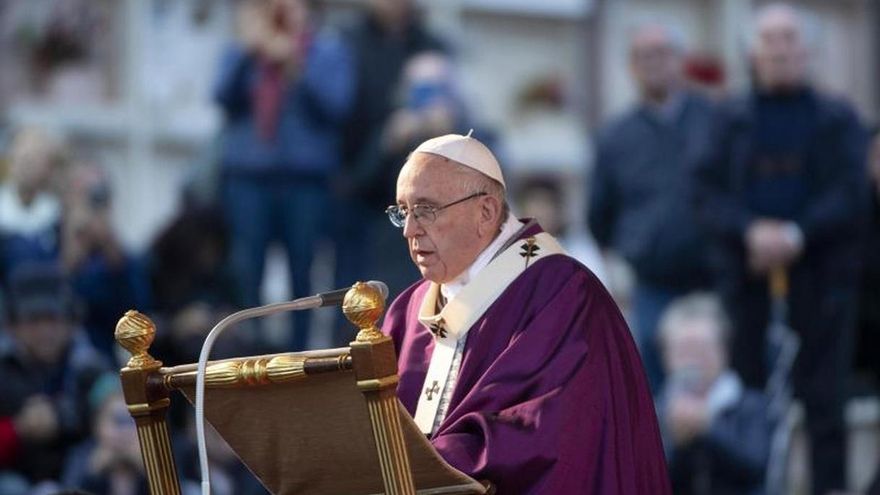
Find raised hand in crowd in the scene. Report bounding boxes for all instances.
[60,164,124,272]
[382,52,459,154]
[237,0,308,68]
[745,218,803,274]
[666,393,710,446]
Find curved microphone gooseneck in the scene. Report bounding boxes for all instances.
[195,281,387,495]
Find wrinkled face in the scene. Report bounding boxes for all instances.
[629,26,682,100]
[395,154,489,284]
[663,319,725,393]
[752,8,807,91]
[13,315,72,365]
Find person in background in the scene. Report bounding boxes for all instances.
[656,293,771,495]
[589,22,716,394]
[333,0,445,315]
[515,175,607,285]
[331,50,464,345]
[692,4,867,493]
[62,162,149,362]
[0,263,107,488]
[147,203,253,430]
[61,373,148,495]
[0,128,67,281]
[148,204,241,363]
[363,52,466,281]
[214,0,354,350]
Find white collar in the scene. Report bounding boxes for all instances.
[440,212,521,302]
[0,185,61,236]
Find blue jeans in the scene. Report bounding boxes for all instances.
[633,282,686,395]
[223,175,329,351]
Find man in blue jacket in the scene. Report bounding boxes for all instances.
[589,22,716,394]
[693,4,867,494]
[214,0,354,350]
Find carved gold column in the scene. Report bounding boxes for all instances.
[344,282,416,495]
[116,310,182,495]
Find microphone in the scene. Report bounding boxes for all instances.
[318,280,389,307]
[194,280,388,495]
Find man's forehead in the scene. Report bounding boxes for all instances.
[632,28,671,50]
[757,8,802,37]
[396,154,462,200]
[398,154,459,184]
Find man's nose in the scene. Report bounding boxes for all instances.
[402,213,422,238]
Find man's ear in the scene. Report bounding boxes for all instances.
[477,195,502,237]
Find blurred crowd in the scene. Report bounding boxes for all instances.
[0,0,878,494]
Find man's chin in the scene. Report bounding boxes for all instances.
[418,266,444,284]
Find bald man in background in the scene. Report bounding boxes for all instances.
[693,4,868,493]
[589,22,716,395]
[381,133,671,493]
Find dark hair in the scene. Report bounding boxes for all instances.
[5,263,75,325]
[514,175,563,207]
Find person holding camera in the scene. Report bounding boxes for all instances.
[215,0,354,350]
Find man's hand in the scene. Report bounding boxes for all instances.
[237,1,270,53]
[383,110,422,153]
[13,396,59,443]
[667,394,710,446]
[745,219,803,274]
[237,1,305,69]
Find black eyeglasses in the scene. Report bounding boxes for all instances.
[385,192,487,228]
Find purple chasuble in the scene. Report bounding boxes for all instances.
[382,222,671,494]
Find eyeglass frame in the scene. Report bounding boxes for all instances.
[385,192,488,228]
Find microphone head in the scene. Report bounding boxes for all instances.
[364,280,389,301]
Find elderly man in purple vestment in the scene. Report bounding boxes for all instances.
[381,132,671,494]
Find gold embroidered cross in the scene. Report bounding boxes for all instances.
[520,237,540,268]
[425,380,440,401]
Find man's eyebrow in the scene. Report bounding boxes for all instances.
[398,196,439,205]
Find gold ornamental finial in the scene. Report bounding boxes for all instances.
[115,310,162,370]
[342,282,386,342]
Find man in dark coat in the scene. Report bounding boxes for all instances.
[589,22,715,394]
[330,0,447,344]
[692,5,868,494]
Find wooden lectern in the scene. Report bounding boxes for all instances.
[116,282,488,495]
